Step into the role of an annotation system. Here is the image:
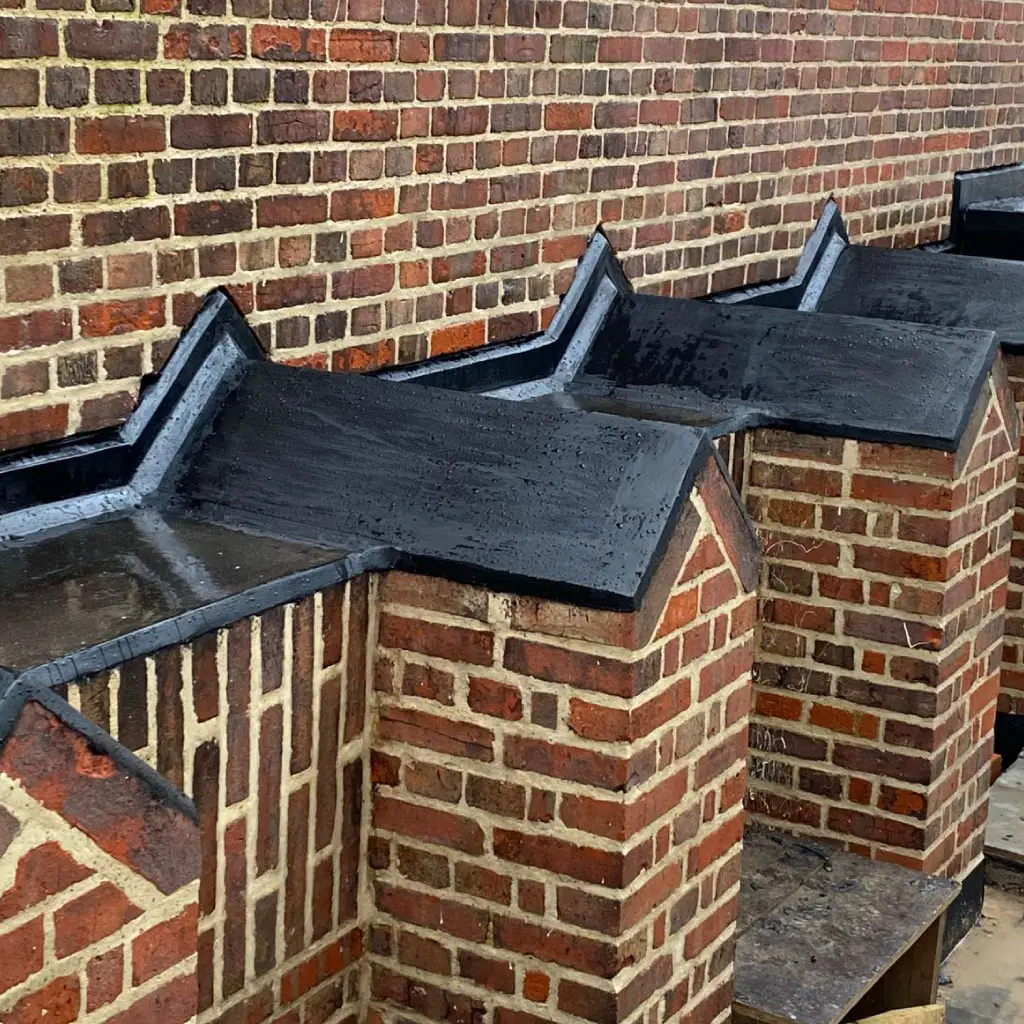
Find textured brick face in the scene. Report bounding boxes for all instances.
[2,4,1024,448]
[369,466,756,1024]
[67,582,368,1024]
[996,353,1024,718]
[743,376,1016,880]
[0,703,200,1024]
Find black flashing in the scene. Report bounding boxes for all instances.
[374,228,631,394]
[0,289,263,537]
[960,199,1024,261]
[709,200,849,310]
[386,229,997,452]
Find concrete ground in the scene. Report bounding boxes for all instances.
[939,886,1024,1023]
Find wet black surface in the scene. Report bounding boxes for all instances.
[961,201,1024,260]
[568,293,995,449]
[0,512,342,671]
[815,245,1024,352]
[952,162,1024,245]
[174,361,708,611]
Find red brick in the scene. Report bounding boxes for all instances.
[0,915,44,993]
[375,795,485,854]
[55,882,141,958]
[3,975,79,1024]
[105,973,197,1024]
[133,903,198,985]
[76,116,165,155]
[79,297,164,338]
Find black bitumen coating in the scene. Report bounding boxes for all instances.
[951,162,1024,245]
[0,279,724,705]
[565,293,996,450]
[0,512,343,673]
[814,244,1024,352]
[172,360,710,612]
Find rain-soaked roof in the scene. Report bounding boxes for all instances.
[381,231,998,450]
[0,288,727,687]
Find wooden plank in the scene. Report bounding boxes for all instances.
[853,1006,944,1024]
[735,828,959,1024]
[985,757,1024,867]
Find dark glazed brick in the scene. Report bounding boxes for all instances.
[274,69,309,103]
[240,153,273,187]
[193,740,220,915]
[155,648,185,790]
[107,161,148,199]
[276,152,310,184]
[153,159,191,195]
[0,118,68,156]
[233,68,270,103]
[56,351,97,387]
[117,657,149,752]
[95,68,139,105]
[196,155,236,192]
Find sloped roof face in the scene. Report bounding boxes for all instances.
[172,358,710,612]
[814,243,1024,352]
[570,291,995,450]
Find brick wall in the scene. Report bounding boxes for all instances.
[997,353,1024,718]
[66,581,369,1024]
[368,462,756,1024]
[3,2,1024,451]
[743,372,1017,879]
[0,700,201,1023]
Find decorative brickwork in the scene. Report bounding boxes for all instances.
[66,582,368,1024]
[743,374,1016,880]
[998,352,1024,717]
[0,700,200,1023]
[2,3,1024,450]
[368,462,756,1024]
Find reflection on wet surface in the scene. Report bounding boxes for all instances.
[0,511,341,671]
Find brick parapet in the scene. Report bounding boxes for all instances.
[8,454,761,1024]
[743,374,1016,879]
[367,466,756,1024]
[2,3,1024,450]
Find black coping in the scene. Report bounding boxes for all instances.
[382,229,997,452]
[951,161,1024,252]
[720,198,1024,354]
[0,283,727,714]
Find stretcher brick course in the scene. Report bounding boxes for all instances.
[743,372,1017,880]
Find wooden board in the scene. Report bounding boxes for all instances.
[985,757,1024,868]
[734,828,959,1024]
